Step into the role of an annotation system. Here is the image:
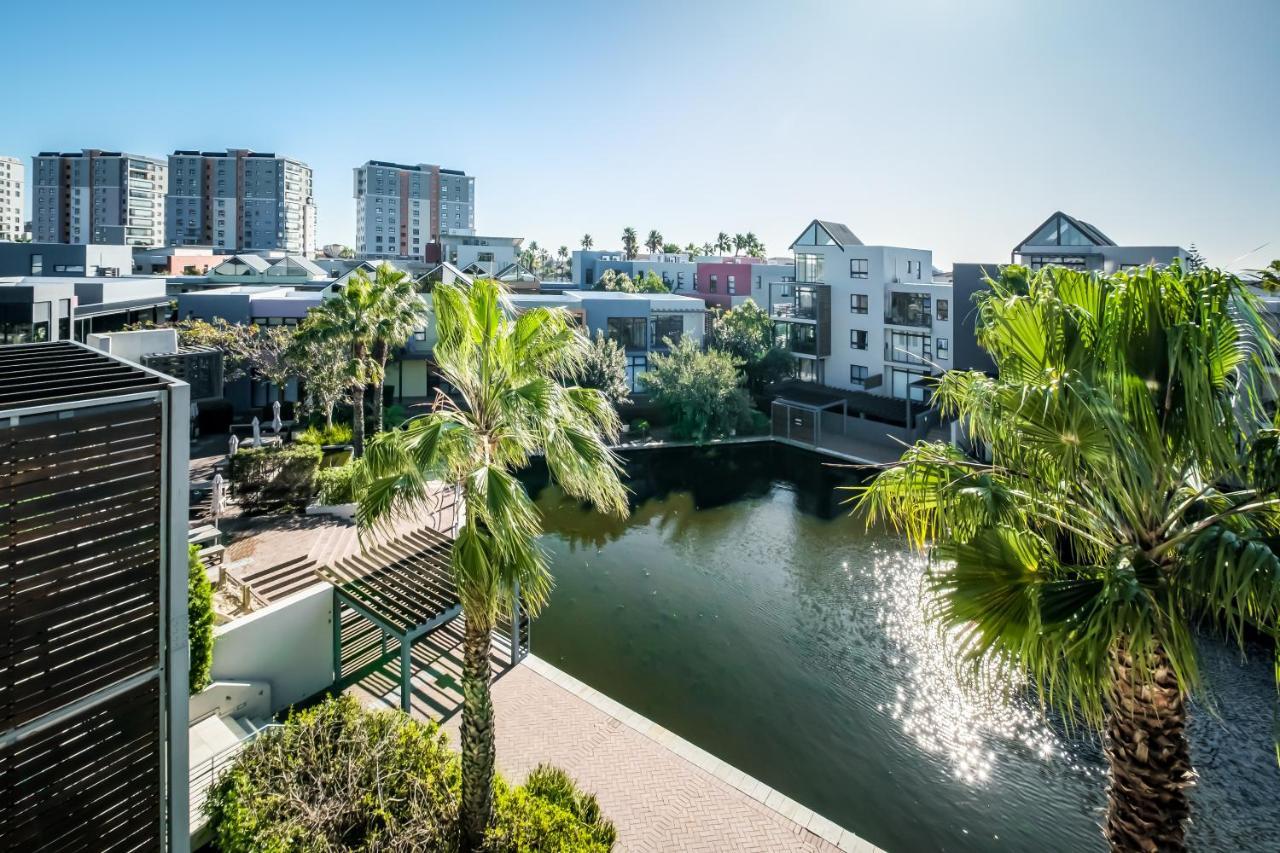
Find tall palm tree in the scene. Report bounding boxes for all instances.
[715,232,731,255]
[357,279,628,849]
[745,231,765,258]
[645,229,663,254]
[368,263,429,434]
[580,233,593,250]
[701,242,715,257]
[621,227,638,259]
[1253,259,1280,291]
[293,272,381,455]
[856,263,1280,853]
[684,242,699,257]
[557,245,569,277]
[732,233,747,255]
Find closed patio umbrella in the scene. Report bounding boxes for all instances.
[211,473,225,528]
[271,400,283,436]
[252,416,261,447]
[229,434,239,457]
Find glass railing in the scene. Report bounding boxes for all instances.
[884,309,931,328]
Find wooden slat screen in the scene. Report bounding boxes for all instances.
[0,398,164,730]
[0,678,161,851]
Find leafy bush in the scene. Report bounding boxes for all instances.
[629,418,650,436]
[188,544,214,694]
[573,331,631,406]
[228,443,321,513]
[641,339,753,442]
[206,695,616,852]
[295,423,353,447]
[314,461,360,505]
[205,694,460,853]
[385,404,410,429]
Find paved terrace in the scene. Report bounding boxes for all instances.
[346,632,882,853]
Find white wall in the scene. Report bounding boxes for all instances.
[87,328,178,364]
[210,583,334,713]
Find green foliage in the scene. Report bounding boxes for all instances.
[856,263,1280,731]
[205,695,616,853]
[621,227,638,259]
[187,544,214,695]
[485,767,616,852]
[205,694,460,853]
[641,339,753,441]
[709,301,791,391]
[630,418,650,434]
[315,461,360,505]
[385,404,410,429]
[573,331,631,405]
[228,443,322,513]
[295,423,353,447]
[593,269,668,294]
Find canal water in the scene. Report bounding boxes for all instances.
[521,442,1280,853]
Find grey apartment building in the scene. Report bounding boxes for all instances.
[0,155,24,241]
[353,160,474,260]
[31,150,166,247]
[166,149,316,257]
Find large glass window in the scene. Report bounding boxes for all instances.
[850,365,869,388]
[886,330,931,364]
[652,314,683,346]
[885,293,932,327]
[795,253,824,283]
[776,322,818,356]
[606,317,647,350]
[936,299,949,321]
[851,294,868,314]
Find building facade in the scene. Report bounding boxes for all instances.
[0,155,24,241]
[32,150,166,247]
[353,161,474,260]
[1010,210,1188,273]
[0,242,133,278]
[570,250,698,292]
[770,219,953,401]
[166,150,315,257]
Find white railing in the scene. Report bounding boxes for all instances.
[189,723,281,820]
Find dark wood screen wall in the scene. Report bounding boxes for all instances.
[1,397,165,851]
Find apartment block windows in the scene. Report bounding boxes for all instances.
[850,329,868,350]
[709,275,718,293]
[936,338,950,359]
[727,275,736,293]
[906,260,922,279]
[30,254,43,275]
[606,317,647,350]
[850,258,868,279]
[796,253,823,282]
[936,299,949,321]
[851,294,868,314]
[850,365,869,389]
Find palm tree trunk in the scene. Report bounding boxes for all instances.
[351,385,365,457]
[459,613,495,850]
[371,341,387,435]
[1102,641,1193,853]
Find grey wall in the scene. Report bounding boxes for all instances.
[950,263,1000,375]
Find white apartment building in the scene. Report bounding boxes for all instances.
[0,156,24,241]
[770,219,953,401]
[166,149,316,256]
[353,160,475,260]
[32,150,166,247]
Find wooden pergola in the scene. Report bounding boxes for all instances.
[319,527,464,711]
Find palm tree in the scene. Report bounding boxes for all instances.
[557,245,569,277]
[580,233,593,250]
[1253,259,1280,291]
[701,242,715,257]
[645,229,663,254]
[856,263,1280,853]
[293,271,380,456]
[358,280,627,848]
[715,232,731,255]
[684,242,699,257]
[368,263,429,434]
[732,233,747,255]
[745,231,765,258]
[621,227,638,259]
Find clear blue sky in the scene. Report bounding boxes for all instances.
[6,0,1278,269]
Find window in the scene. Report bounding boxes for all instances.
[905,260,922,279]
[936,299,949,321]
[606,317,647,350]
[796,253,823,282]
[30,254,43,275]
[850,294,868,314]
[850,258,868,278]
[850,365,869,389]
[727,275,736,293]
[709,274,718,293]
[652,314,683,346]
[850,329,868,350]
[936,337,950,359]
[677,272,685,288]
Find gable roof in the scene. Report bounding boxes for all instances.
[267,255,327,278]
[495,261,539,283]
[789,219,864,250]
[1014,211,1116,251]
[212,254,272,275]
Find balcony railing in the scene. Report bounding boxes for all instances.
[884,342,931,364]
[883,310,932,328]
[770,302,818,321]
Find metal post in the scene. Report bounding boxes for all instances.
[332,588,342,683]
[510,581,521,665]
[381,629,388,658]
[400,640,412,712]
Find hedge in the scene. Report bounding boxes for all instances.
[314,461,360,506]
[188,544,214,695]
[205,694,616,852]
[227,443,321,513]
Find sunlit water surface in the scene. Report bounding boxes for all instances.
[521,443,1279,853]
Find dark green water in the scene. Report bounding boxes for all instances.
[521,443,1280,853]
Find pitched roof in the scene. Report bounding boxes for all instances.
[789,219,864,250]
[1014,211,1116,251]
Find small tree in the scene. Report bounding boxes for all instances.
[641,339,753,441]
[709,300,791,392]
[188,544,214,695]
[1185,243,1207,272]
[574,331,631,405]
[634,270,669,293]
[235,324,297,405]
[287,333,348,428]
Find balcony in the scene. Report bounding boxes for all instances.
[884,292,932,328]
[768,282,829,323]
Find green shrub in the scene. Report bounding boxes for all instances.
[228,443,321,513]
[188,544,214,695]
[629,418,650,435]
[315,461,360,505]
[385,404,410,429]
[205,694,460,853]
[746,409,770,436]
[295,423,353,447]
[484,770,616,853]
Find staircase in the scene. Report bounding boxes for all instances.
[189,713,276,843]
[238,555,319,603]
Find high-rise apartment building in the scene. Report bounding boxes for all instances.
[0,155,24,241]
[167,150,316,256]
[31,150,166,247]
[353,160,474,260]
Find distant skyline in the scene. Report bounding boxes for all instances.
[5,0,1279,270]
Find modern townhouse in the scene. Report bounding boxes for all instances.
[435,233,522,276]
[0,155,24,241]
[0,242,133,277]
[0,273,171,343]
[32,150,167,247]
[570,250,698,292]
[353,160,475,260]
[166,150,316,257]
[694,258,793,308]
[769,219,953,401]
[0,341,191,852]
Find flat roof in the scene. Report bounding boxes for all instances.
[0,341,172,410]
